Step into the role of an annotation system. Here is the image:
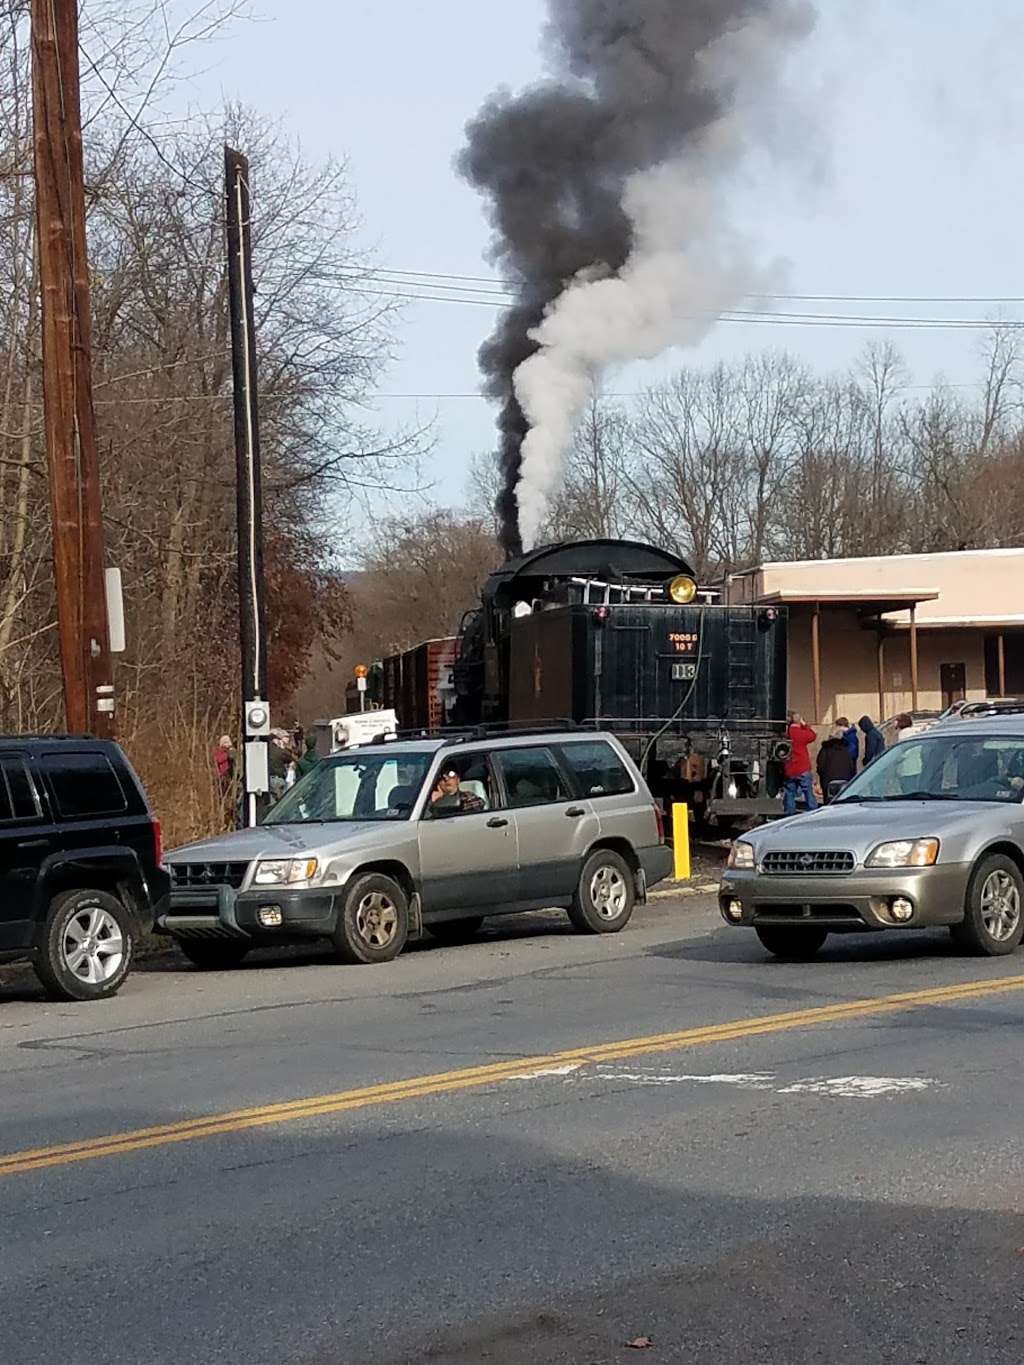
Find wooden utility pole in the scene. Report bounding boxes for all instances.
[30,0,114,735]
[225,146,269,826]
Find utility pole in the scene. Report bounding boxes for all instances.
[225,146,269,826]
[30,0,114,736]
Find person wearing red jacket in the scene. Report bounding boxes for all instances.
[783,711,819,817]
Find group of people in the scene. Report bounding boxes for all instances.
[782,713,886,817]
[212,725,320,809]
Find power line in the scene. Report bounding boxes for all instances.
[92,377,986,407]
[323,282,1024,330]
[298,262,1024,308]
[368,382,985,399]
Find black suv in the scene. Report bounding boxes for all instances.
[0,737,168,1001]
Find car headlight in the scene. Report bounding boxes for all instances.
[726,840,756,870]
[865,839,939,869]
[253,858,320,886]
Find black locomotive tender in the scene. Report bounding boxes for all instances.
[374,539,789,830]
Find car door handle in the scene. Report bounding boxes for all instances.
[487,817,509,829]
[566,807,586,819]
[18,837,51,849]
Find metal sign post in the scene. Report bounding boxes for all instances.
[355,664,369,714]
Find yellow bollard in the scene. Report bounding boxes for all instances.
[672,803,691,882]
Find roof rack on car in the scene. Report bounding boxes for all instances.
[440,720,601,747]
[352,720,598,748]
[0,733,98,741]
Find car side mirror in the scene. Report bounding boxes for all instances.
[827,780,848,801]
[426,796,461,820]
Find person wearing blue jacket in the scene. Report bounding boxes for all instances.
[859,715,886,767]
[837,716,860,766]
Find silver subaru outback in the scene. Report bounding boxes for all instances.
[157,730,672,969]
[720,715,1024,959]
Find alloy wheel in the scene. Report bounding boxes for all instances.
[62,907,125,984]
[980,869,1021,943]
[355,892,399,948]
[590,865,629,919]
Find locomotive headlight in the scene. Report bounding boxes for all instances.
[669,575,698,605]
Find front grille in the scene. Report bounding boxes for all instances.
[754,903,864,923]
[761,850,855,875]
[169,861,249,890]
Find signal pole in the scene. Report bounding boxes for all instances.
[30,0,114,736]
[225,146,269,826]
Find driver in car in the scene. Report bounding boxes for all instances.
[430,768,486,816]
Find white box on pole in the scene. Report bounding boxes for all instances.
[105,567,126,653]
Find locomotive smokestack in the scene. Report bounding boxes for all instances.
[459,0,815,556]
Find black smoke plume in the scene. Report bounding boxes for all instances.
[459,0,808,558]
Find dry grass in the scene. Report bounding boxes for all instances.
[122,707,236,851]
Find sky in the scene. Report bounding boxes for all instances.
[185,0,1024,515]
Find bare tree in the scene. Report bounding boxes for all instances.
[0,2,426,841]
[545,395,632,542]
[353,510,498,658]
[738,351,808,564]
[622,366,745,576]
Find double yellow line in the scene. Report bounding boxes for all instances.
[4,972,1023,1178]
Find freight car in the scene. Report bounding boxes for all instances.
[446,539,789,830]
[382,638,459,733]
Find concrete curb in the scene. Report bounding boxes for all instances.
[649,880,718,901]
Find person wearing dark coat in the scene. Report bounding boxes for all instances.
[859,715,886,767]
[296,734,319,778]
[817,726,856,798]
[836,716,860,766]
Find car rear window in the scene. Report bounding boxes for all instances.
[495,746,571,809]
[0,756,40,823]
[41,752,127,819]
[558,741,636,798]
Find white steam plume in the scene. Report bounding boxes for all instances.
[512,5,812,549]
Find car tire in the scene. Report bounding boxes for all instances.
[950,854,1024,957]
[177,940,251,971]
[334,873,409,964]
[426,916,486,944]
[32,889,135,1002]
[754,925,829,961]
[568,849,636,935]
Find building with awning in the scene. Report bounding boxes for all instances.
[724,548,1024,724]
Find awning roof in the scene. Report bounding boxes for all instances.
[756,589,940,615]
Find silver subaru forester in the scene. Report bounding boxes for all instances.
[157,731,672,969]
[720,715,1024,959]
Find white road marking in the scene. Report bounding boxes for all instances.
[594,1070,777,1089]
[778,1076,940,1098]
[506,1063,584,1081]
[507,1060,941,1099]
[555,1063,940,1099]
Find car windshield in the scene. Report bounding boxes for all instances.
[263,751,433,824]
[837,733,1024,805]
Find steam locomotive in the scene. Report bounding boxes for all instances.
[355,539,789,829]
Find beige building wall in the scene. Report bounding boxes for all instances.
[725,548,1019,724]
[787,612,986,723]
[736,548,1024,629]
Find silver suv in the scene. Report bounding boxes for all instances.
[157,730,672,968]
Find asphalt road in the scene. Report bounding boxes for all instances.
[2,895,1024,1365]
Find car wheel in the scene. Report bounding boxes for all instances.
[334,873,409,964]
[568,849,636,935]
[177,940,251,971]
[950,854,1024,956]
[754,925,829,961]
[426,916,486,944]
[33,889,135,1002]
